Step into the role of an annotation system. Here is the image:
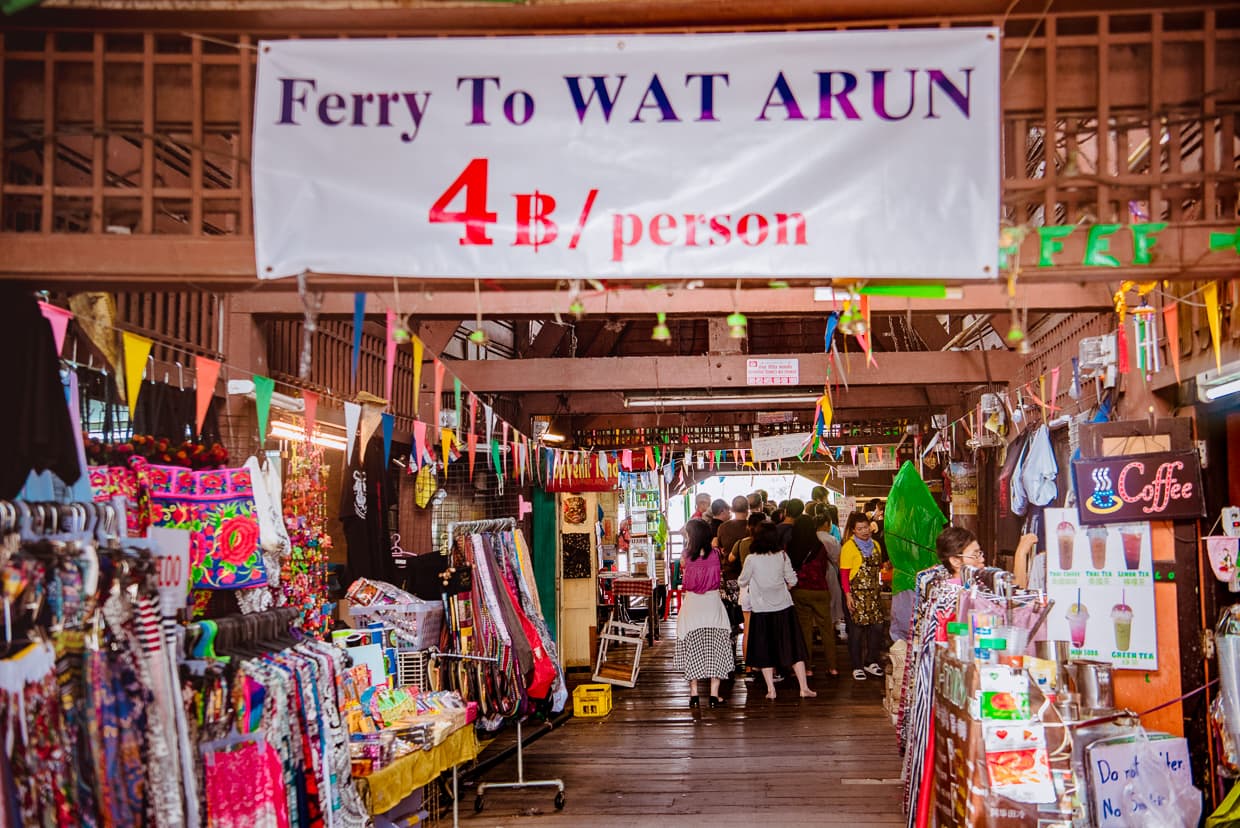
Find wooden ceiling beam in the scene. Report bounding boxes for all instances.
[538,385,960,420]
[451,350,1022,392]
[4,223,1235,293]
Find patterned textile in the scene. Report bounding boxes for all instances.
[147,465,267,590]
[672,628,735,681]
[203,741,290,828]
[87,459,150,538]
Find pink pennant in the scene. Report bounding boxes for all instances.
[412,420,426,470]
[1049,366,1061,410]
[467,394,478,480]
[622,449,633,471]
[384,310,397,404]
[302,391,318,438]
[850,446,858,465]
[502,422,510,478]
[38,301,72,355]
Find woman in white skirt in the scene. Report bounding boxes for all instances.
[672,518,734,708]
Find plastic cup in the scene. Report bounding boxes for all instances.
[1120,529,1143,571]
[1066,603,1089,648]
[1112,604,1133,651]
[1086,527,1109,571]
[1057,528,1076,571]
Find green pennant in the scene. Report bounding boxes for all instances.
[254,375,275,446]
[453,378,462,430]
[490,439,502,479]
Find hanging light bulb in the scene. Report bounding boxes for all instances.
[726,311,748,339]
[651,312,671,342]
[569,299,585,319]
[468,328,487,345]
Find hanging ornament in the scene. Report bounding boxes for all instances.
[468,279,488,345]
[652,312,671,342]
[726,311,748,339]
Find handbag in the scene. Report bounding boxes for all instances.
[147,464,268,590]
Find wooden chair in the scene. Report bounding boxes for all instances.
[592,614,646,688]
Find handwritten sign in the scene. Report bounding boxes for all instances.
[750,431,811,462]
[1072,450,1205,525]
[1086,735,1192,827]
[746,358,800,386]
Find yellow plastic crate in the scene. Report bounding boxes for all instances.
[572,683,613,718]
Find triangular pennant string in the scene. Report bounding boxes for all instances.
[432,359,445,429]
[121,331,154,419]
[1204,282,1222,372]
[1049,366,1061,412]
[467,394,478,480]
[1163,302,1181,383]
[302,391,318,439]
[453,378,463,440]
[412,420,426,471]
[381,412,395,468]
[38,301,72,355]
[411,336,424,414]
[351,292,365,385]
[344,402,362,465]
[193,355,221,436]
[253,375,275,446]
[384,310,398,404]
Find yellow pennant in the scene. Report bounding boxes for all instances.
[1204,282,1222,372]
[121,331,153,418]
[411,336,424,413]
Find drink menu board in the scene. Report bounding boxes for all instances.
[1043,507,1157,670]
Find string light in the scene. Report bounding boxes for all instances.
[651,312,671,342]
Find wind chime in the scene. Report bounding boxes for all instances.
[1132,301,1161,378]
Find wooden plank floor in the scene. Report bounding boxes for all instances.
[461,620,906,827]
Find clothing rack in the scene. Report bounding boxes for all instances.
[449,516,566,814]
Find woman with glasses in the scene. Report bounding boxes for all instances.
[840,511,888,681]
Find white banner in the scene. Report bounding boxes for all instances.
[253,30,1000,280]
[751,431,812,462]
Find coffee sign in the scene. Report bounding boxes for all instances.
[1072,451,1204,525]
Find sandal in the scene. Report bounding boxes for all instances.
[852,669,866,680]
[689,696,700,709]
[709,696,724,708]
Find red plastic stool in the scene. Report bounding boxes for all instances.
[664,587,683,619]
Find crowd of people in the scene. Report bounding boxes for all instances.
[673,487,894,705]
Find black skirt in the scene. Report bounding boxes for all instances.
[746,605,810,668]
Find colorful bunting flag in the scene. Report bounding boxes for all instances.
[121,331,153,418]
[194,355,221,437]
[253,375,275,446]
[384,309,397,403]
[1204,282,1222,372]
[381,413,395,468]
[302,390,318,439]
[344,402,361,464]
[412,420,426,470]
[1163,302,1181,383]
[38,301,72,355]
[432,359,445,429]
[411,336,424,414]
[351,292,365,384]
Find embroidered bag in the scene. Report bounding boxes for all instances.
[87,456,152,538]
[147,464,267,590]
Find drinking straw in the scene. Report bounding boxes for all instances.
[1077,587,1081,609]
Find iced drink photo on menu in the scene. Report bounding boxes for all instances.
[1120,526,1144,571]
[1057,520,1076,571]
[1112,602,1133,651]
[1066,602,1089,648]
[1086,526,1109,571]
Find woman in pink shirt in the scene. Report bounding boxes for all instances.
[672,518,735,708]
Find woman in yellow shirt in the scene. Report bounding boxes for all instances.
[839,511,886,681]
